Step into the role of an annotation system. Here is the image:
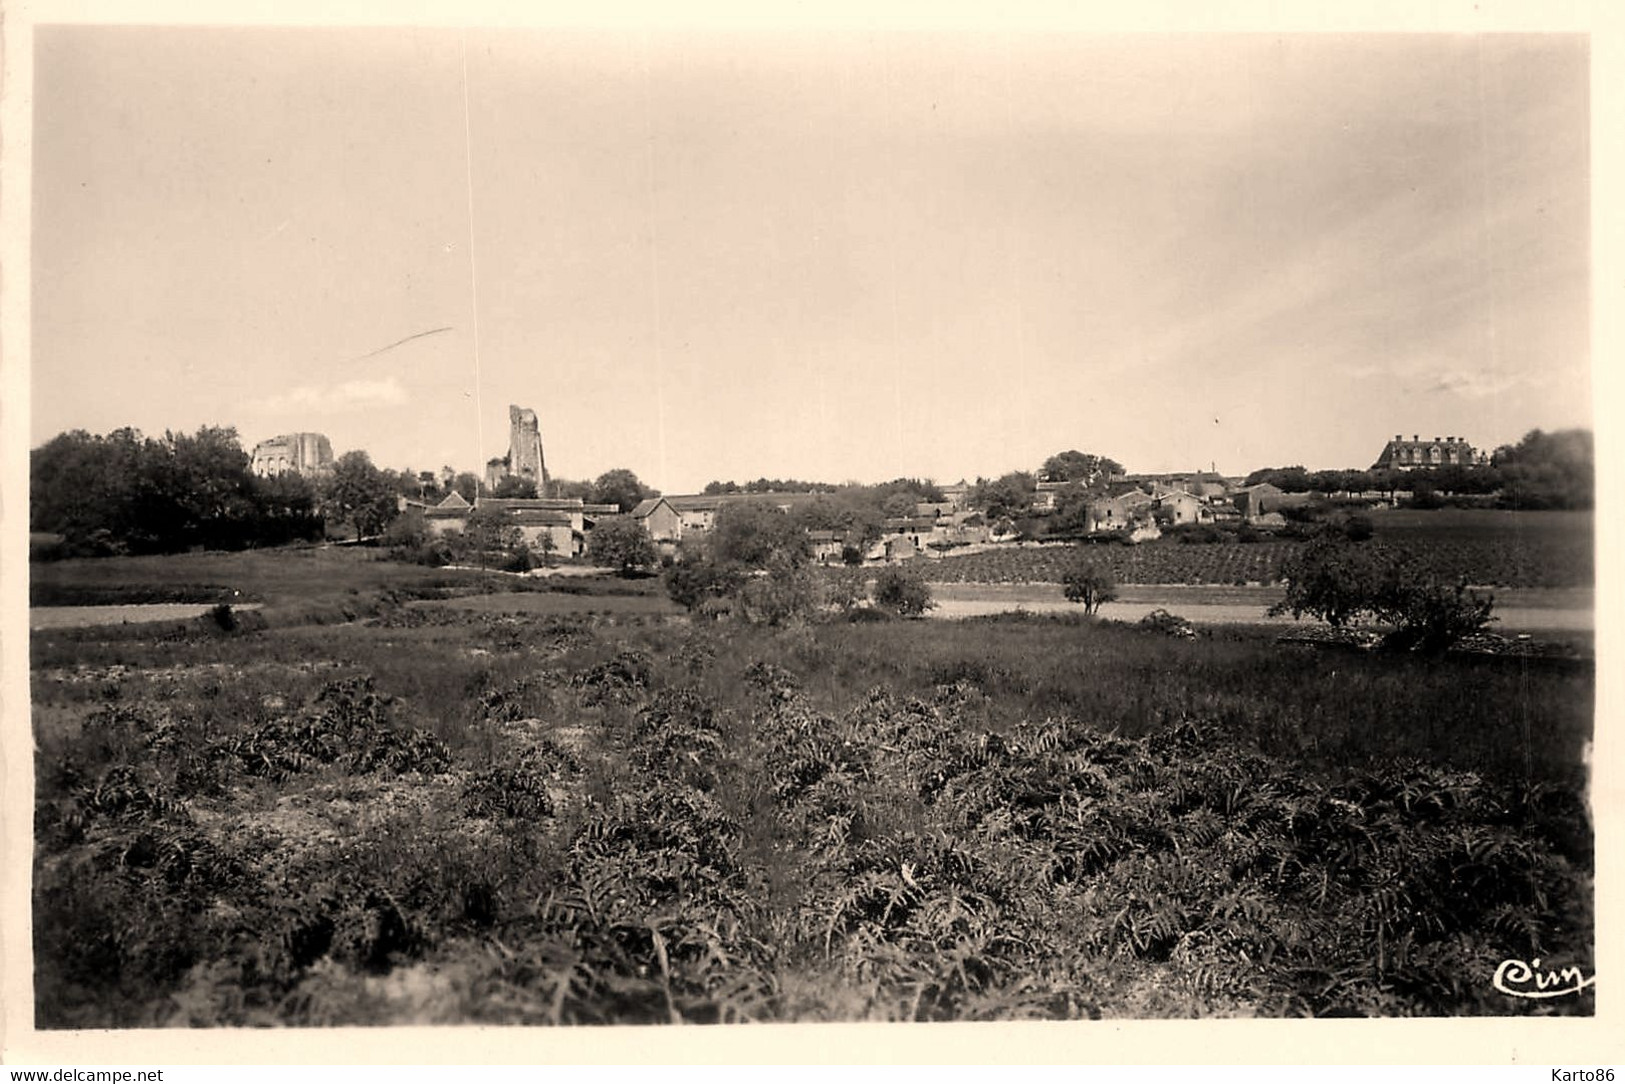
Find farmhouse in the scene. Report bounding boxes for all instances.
[1085,492,1152,533]
[663,491,830,535]
[630,497,682,545]
[806,529,846,564]
[1152,489,1208,525]
[418,493,618,558]
[1231,483,1314,522]
[422,490,473,536]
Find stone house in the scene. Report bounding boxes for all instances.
[806,529,846,564]
[423,491,473,537]
[1152,489,1209,526]
[508,509,577,557]
[1086,490,1155,533]
[630,497,683,545]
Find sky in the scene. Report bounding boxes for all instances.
[29,27,1591,494]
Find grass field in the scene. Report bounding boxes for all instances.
[921,509,1594,588]
[30,547,1594,1024]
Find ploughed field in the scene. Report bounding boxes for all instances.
[31,550,1594,1024]
[921,509,1594,588]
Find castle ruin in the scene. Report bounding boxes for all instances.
[250,432,334,478]
[485,405,550,492]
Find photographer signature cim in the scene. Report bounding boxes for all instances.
[1494,958,1595,999]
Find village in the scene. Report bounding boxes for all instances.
[247,405,1492,568]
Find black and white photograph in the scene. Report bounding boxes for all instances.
[2,0,1618,1066]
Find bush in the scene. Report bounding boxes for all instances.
[822,569,868,615]
[1381,579,1498,653]
[735,563,821,626]
[382,510,430,553]
[1341,513,1376,543]
[663,553,746,614]
[873,567,934,618]
[1272,536,1496,651]
[1168,523,1225,544]
[1137,608,1195,638]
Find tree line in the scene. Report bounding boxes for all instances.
[1243,429,1593,510]
[29,426,662,559]
[30,427,325,557]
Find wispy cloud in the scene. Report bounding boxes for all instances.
[264,377,408,414]
[1425,370,1531,398]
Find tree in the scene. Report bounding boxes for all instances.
[1244,466,1314,492]
[383,508,434,563]
[1062,555,1118,614]
[1041,450,1123,487]
[1494,428,1593,510]
[968,472,1036,521]
[492,475,538,499]
[734,556,820,626]
[460,505,522,569]
[873,566,935,618]
[31,424,322,555]
[711,501,808,568]
[823,568,867,614]
[452,472,481,503]
[550,477,594,501]
[536,528,558,567]
[250,470,324,547]
[663,544,746,614]
[325,450,399,539]
[591,468,653,513]
[1269,534,1390,628]
[588,515,657,575]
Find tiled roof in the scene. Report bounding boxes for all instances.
[630,498,667,518]
[477,497,584,512]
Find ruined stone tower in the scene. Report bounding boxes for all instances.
[507,404,549,488]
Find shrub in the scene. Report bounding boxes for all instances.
[209,604,238,632]
[735,563,821,627]
[1137,608,1195,638]
[1272,536,1496,652]
[1168,523,1225,544]
[1381,579,1497,653]
[873,567,934,618]
[382,510,430,553]
[822,568,868,615]
[1342,513,1376,543]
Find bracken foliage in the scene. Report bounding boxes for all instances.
[33,598,1592,1026]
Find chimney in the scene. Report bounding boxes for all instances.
[1413,435,1420,442]
[1394,434,1402,442]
